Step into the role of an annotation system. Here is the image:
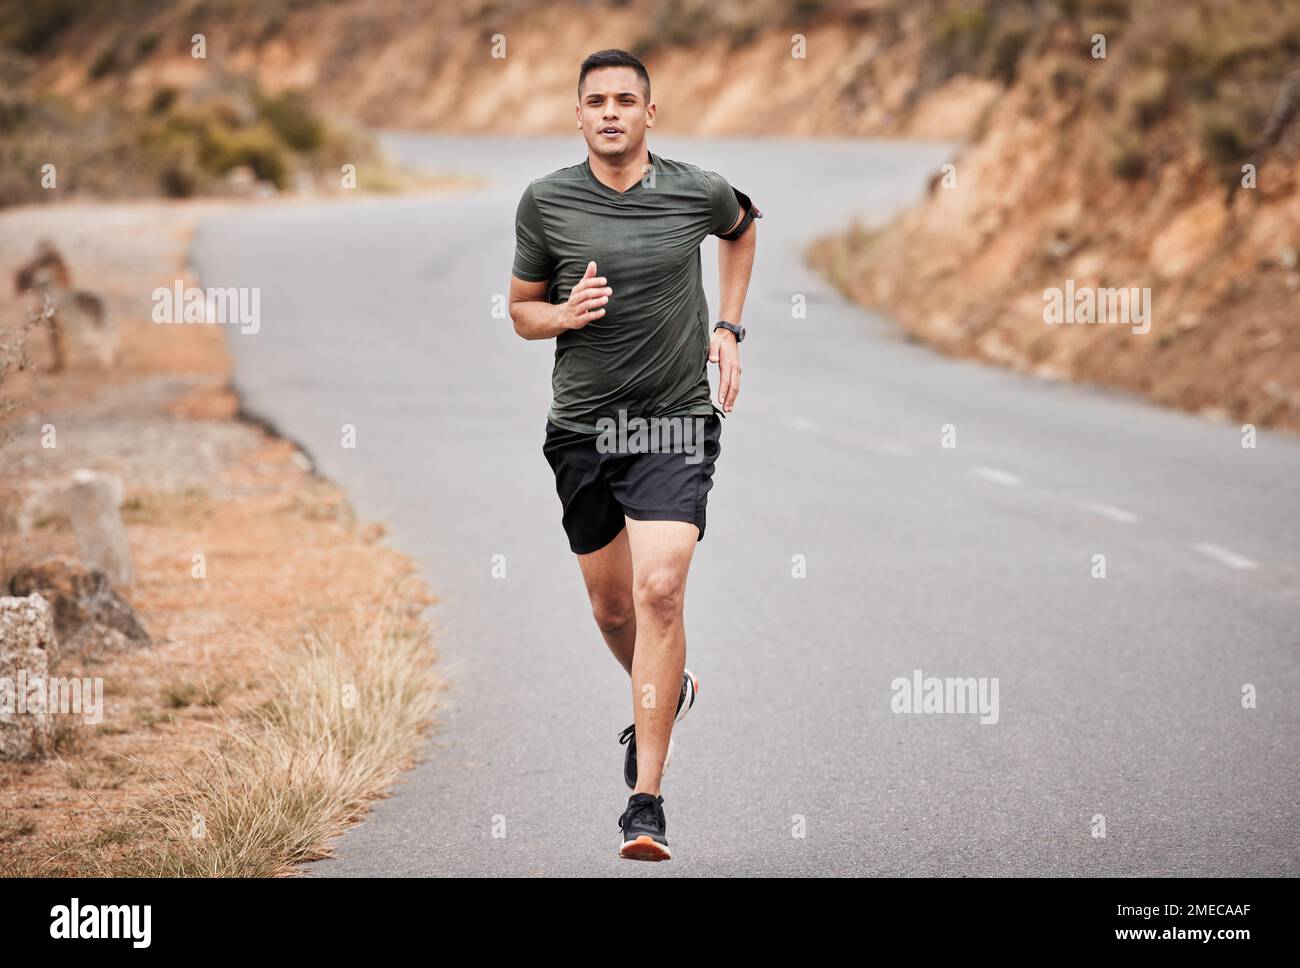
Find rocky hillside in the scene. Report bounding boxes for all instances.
[4,0,1012,140]
[811,0,1300,430]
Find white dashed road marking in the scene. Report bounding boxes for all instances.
[1192,543,1260,570]
[970,466,1023,487]
[1080,501,1141,524]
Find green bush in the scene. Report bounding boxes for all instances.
[255,88,324,152]
[203,123,289,187]
[142,106,289,191]
[933,5,992,76]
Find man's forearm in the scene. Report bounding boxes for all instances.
[717,225,756,324]
[511,299,567,340]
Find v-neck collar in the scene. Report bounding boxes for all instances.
[583,148,655,199]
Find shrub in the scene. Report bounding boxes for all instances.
[1124,68,1172,130]
[986,22,1032,85]
[158,160,198,198]
[0,0,82,55]
[207,124,289,187]
[134,32,159,60]
[933,4,992,77]
[88,47,121,80]
[1050,63,1086,99]
[1200,111,1249,163]
[148,86,179,115]
[255,88,324,152]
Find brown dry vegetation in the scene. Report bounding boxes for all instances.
[0,201,444,875]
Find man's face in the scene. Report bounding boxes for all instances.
[577,66,654,159]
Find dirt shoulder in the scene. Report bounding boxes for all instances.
[0,198,443,875]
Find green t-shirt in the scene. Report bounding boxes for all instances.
[513,149,742,434]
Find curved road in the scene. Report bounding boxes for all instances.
[191,134,1300,876]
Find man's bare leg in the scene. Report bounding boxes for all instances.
[624,517,698,798]
[576,527,636,674]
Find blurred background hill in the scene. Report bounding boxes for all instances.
[807,0,1300,429]
[2,0,1297,426]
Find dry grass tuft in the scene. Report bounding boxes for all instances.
[0,591,438,877]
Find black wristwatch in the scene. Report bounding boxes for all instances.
[713,320,745,343]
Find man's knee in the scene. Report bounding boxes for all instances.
[633,569,685,627]
[592,596,634,635]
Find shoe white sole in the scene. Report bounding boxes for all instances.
[675,669,699,725]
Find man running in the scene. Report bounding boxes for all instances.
[508,48,760,861]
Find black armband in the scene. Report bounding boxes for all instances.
[717,188,763,240]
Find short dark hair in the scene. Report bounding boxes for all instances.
[578,49,650,102]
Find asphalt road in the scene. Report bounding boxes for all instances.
[191,134,1300,876]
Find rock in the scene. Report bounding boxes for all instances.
[0,594,57,760]
[63,290,118,370]
[15,473,124,534]
[8,558,150,657]
[15,484,67,532]
[64,469,133,589]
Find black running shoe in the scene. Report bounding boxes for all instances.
[619,669,698,789]
[618,792,670,861]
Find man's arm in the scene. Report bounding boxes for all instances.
[710,206,756,412]
[509,261,612,340]
[716,203,756,326]
[509,274,566,340]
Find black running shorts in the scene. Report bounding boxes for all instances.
[542,413,723,555]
